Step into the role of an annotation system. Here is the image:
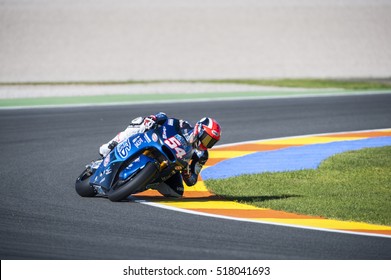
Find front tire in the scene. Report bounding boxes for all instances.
[75,168,96,197]
[108,162,158,202]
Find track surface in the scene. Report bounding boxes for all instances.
[1,94,391,259]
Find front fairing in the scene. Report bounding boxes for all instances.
[90,121,194,192]
[118,154,150,181]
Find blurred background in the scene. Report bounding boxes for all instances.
[1,0,390,83]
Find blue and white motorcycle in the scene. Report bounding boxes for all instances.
[75,121,193,202]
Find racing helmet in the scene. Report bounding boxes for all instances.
[193,117,221,150]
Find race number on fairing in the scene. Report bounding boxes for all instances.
[164,136,186,158]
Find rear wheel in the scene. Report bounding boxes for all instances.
[75,168,96,197]
[108,162,158,202]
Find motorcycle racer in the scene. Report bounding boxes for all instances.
[99,112,221,198]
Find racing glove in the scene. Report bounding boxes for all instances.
[182,150,209,186]
[142,115,157,131]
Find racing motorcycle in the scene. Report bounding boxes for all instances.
[75,121,193,202]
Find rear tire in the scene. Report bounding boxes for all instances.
[75,169,96,197]
[108,162,158,202]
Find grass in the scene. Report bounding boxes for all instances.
[1,78,391,90]
[0,91,328,107]
[202,78,391,90]
[205,146,391,226]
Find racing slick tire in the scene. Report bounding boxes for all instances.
[75,168,96,197]
[108,162,158,202]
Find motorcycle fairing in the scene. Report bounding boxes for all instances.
[89,121,194,193]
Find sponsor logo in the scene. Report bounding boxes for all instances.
[105,168,112,175]
[212,130,219,137]
[162,126,167,139]
[117,139,132,159]
[132,136,144,148]
[103,155,110,167]
[144,133,152,143]
[152,133,158,142]
[175,134,187,148]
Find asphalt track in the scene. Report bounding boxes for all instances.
[1,93,391,259]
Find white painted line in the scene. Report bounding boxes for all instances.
[1,90,390,110]
[134,198,391,239]
[211,128,391,149]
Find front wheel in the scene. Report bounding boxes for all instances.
[108,162,158,202]
[75,168,96,197]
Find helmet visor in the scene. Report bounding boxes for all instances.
[200,133,218,149]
